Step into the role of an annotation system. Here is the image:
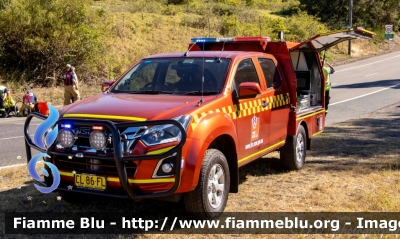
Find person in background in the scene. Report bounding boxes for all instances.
[322,61,334,115]
[0,85,8,117]
[19,90,38,116]
[3,89,18,116]
[63,64,80,106]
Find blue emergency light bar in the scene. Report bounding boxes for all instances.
[191,36,271,43]
[191,37,234,43]
[61,124,71,129]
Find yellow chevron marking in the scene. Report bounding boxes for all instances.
[239,140,286,164]
[190,122,196,130]
[297,110,325,120]
[192,114,199,123]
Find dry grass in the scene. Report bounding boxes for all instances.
[1,100,400,238]
[4,81,102,107]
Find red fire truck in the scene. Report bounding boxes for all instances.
[25,27,375,219]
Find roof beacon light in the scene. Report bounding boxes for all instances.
[61,124,71,129]
[191,37,271,43]
[191,37,234,43]
[234,36,271,42]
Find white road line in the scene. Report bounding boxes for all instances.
[0,163,26,170]
[12,123,40,125]
[335,55,400,72]
[0,119,26,124]
[0,161,43,170]
[365,73,377,77]
[0,134,34,140]
[330,82,400,106]
[0,136,25,140]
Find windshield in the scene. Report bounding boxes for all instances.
[110,57,231,95]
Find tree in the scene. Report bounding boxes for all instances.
[299,0,348,28]
[299,0,400,30]
[0,0,105,84]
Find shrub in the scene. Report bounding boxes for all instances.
[0,0,105,84]
[213,3,237,16]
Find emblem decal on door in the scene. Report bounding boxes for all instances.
[251,115,260,141]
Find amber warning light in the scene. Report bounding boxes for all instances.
[92,126,104,131]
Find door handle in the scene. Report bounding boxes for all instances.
[262,101,269,108]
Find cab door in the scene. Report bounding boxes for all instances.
[232,58,271,162]
[257,58,290,145]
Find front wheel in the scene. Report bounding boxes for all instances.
[184,149,230,219]
[280,125,306,170]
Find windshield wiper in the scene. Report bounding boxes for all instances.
[184,91,219,95]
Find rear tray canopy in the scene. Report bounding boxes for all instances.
[290,27,376,51]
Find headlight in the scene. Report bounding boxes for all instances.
[57,129,76,148]
[141,115,191,146]
[89,131,107,150]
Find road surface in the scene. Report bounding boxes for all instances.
[0,51,399,167]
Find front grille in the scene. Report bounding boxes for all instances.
[55,155,137,177]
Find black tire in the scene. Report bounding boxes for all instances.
[184,149,230,219]
[280,125,306,170]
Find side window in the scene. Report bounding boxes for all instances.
[234,58,260,89]
[258,58,282,89]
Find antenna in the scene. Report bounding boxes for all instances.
[198,42,205,106]
[217,41,226,63]
[184,42,196,57]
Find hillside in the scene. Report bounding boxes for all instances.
[0,0,398,96]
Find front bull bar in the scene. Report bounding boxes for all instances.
[24,112,187,200]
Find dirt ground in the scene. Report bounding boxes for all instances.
[1,102,400,239]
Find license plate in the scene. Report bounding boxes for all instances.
[74,174,107,190]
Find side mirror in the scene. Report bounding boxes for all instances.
[238,82,262,98]
[101,80,115,92]
[330,67,335,74]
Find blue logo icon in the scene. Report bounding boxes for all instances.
[27,104,60,193]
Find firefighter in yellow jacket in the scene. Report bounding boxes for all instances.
[4,89,18,116]
[323,61,334,114]
[63,64,80,106]
[0,85,8,117]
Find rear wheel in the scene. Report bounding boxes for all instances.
[184,149,230,219]
[280,125,306,170]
